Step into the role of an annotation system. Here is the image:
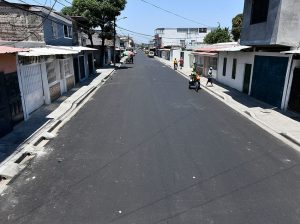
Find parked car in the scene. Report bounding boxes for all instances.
[148,51,154,58]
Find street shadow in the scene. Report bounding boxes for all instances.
[212,79,300,122]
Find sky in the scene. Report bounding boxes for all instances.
[10,0,245,43]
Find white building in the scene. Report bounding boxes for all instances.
[154,28,214,49]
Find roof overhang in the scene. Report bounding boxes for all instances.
[192,52,217,56]
[0,46,29,54]
[18,46,78,57]
[281,49,300,54]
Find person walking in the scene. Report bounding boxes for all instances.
[173,58,178,70]
[206,67,213,86]
[179,57,184,69]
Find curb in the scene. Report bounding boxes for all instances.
[0,69,116,193]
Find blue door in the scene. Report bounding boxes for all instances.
[251,56,288,108]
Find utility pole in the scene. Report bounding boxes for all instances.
[113,17,116,68]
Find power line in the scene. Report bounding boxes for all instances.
[139,0,209,27]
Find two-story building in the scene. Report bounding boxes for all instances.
[240,0,300,113]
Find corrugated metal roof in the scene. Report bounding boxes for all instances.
[18,47,78,57]
[0,46,28,54]
[216,46,252,52]
[192,52,217,56]
[47,46,98,52]
[194,42,250,52]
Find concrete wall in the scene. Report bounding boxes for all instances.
[276,0,300,47]
[217,52,254,92]
[170,49,181,62]
[241,0,280,46]
[241,0,300,47]
[0,54,16,74]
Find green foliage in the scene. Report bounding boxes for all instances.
[61,0,126,45]
[231,13,243,41]
[203,26,231,44]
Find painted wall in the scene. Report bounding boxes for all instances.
[170,49,181,62]
[217,52,254,92]
[43,15,73,46]
[0,54,17,74]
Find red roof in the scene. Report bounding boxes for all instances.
[192,52,218,56]
[0,46,29,54]
[194,43,239,52]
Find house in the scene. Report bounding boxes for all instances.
[85,31,122,67]
[239,0,300,112]
[0,1,95,121]
[0,46,28,137]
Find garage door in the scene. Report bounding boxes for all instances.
[20,64,44,115]
[251,56,289,108]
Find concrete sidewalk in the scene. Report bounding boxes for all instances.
[156,57,300,149]
[0,67,115,164]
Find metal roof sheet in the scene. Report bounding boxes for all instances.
[18,47,78,57]
[216,46,252,52]
[47,46,98,52]
[0,46,28,54]
[192,52,217,56]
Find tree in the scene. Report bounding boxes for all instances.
[61,0,126,66]
[232,13,243,42]
[203,26,231,44]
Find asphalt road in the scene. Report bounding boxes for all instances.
[1,52,300,224]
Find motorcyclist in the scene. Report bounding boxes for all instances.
[190,65,200,88]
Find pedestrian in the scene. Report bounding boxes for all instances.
[173,58,178,70]
[179,57,184,69]
[206,67,213,86]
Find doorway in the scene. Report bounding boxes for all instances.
[243,64,252,94]
[288,68,300,113]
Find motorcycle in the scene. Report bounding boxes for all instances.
[189,75,201,92]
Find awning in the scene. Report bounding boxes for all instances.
[18,47,78,57]
[192,52,217,56]
[0,46,28,54]
[216,46,252,52]
[158,49,171,51]
[47,45,98,52]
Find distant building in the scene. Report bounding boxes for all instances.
[154,27,214,49]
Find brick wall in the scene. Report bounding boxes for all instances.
[0,6,44,41]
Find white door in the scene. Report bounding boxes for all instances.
[20,64,44,115]
[59,60,67,94]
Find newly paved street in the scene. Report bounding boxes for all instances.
[1,52,300,224]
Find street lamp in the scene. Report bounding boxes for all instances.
[113,16,127,67]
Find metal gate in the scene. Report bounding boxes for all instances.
[20,64,44,115]
[251,56,288,108]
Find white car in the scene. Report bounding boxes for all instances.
[148,51,154,58]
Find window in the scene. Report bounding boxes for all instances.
[180,40,185,47]
[52,22,58,39]
[232,59,237,79]
[64,25,72,38]
[189,28,198,34]
[223,58,227,76]
[251,0,269,24]
[177,28,188,33]
[199,28,207,33]
[156,28,164,34]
